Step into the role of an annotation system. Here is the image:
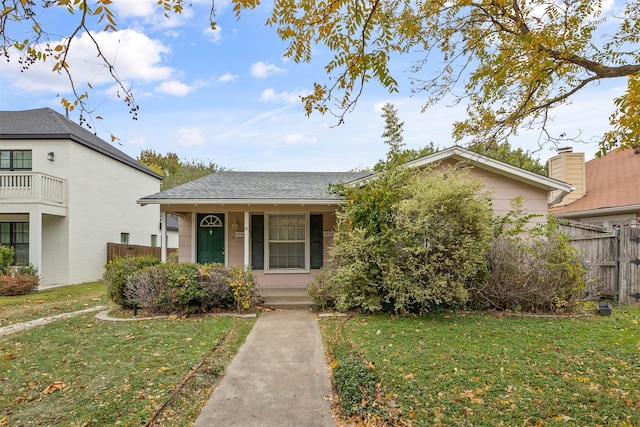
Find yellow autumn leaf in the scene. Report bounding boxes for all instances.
[160,366,170,372]
[553,414,574,422]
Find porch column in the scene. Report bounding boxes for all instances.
[28,208,42,274]
[244,211,250,267]
[161,211,167,263]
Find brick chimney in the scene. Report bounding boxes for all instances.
[548,147,586,206]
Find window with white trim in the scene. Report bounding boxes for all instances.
[268,214,306,269]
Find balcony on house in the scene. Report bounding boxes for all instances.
[0,172,67,207]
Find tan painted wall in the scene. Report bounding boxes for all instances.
[433,159,550,220]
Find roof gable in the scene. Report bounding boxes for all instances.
[0,108,162,179]
[351,145,572,192]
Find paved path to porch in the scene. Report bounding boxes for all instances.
[194,310,336,427]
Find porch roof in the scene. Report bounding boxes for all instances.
[138,171,370,205]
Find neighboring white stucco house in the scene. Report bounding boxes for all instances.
[1,108,163,288]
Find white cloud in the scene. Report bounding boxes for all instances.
[203,26,223,43]
[280,133,317,145]
[175,127,206,147]
[260,88,307,104]
[218,73,238,83]
[0,29,173,94]
[110,0,195,28]
[127,136,148,146]
[251,61,286,78]
[155,80,194,96]
[111,0,156,18]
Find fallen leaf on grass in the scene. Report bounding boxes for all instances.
[553,414,574,422]
[159,366,171,372]
[42,381,65,395]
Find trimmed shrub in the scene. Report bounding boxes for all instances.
[103,255,161,308]
[0,274,39,296]
[198,263,231,309]
[227,266,260,311]
[124,266,170,313]
[307,268,340,311]
[120,262,259,314]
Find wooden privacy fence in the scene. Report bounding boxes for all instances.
[106,242,177,263]
[558,221,640,304]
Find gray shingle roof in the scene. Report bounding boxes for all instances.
[140,171,370,202]
[0,108,162,179]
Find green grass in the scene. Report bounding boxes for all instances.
[321,305,640,426]
[0,281,110,327]
[0,284,255,426]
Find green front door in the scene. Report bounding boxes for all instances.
[197,214,225,264]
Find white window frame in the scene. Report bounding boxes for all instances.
[264,213,310,273]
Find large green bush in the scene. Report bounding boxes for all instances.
[327,166,492,314]
[103,255,161,307]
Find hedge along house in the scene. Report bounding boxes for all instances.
[137,171,368,295]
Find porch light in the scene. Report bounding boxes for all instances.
[47,152,55,161]
[232,218,238,231]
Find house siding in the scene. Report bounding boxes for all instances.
[171,204,338,289]
[433,158,549,220]
[1,137,160,287]
[65,142,160,286]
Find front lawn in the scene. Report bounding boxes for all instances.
[0,281,110,327]
[0,286,255,426]
[321,306,640,426]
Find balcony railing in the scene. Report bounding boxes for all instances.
[0,172,66,206]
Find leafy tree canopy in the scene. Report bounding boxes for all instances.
[2,0,638,155]
[137,149,222,190]
[375,104,547,175]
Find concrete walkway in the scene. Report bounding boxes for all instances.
[194,310,336,427]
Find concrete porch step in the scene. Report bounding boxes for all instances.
[261,288,313,309]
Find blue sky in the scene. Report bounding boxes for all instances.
[0,0,625,171]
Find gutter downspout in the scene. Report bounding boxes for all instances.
[548,187,576,208]
[614,226,620,302]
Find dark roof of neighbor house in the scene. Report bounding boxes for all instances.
[0,108,162,179]
[553,147,640,215]
[139,171,370,204]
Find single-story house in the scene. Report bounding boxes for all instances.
[551,146,640,227]
[138,146,571,293]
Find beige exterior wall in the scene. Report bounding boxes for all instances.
[432,159,550,220]
[171,204,338,289]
